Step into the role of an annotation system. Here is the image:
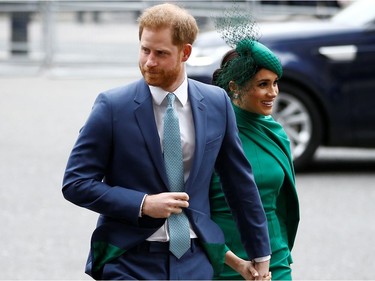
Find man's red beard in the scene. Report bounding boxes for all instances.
[139,63,181,90]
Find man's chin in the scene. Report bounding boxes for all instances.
[144,77,160,87]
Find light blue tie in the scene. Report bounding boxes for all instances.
[163,93,191,259]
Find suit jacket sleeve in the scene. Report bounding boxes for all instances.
[62,93,145,225]
[214,94,271,260]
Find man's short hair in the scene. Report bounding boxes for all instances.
[138,3,199,47]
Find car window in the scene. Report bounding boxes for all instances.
[331,0,375,27]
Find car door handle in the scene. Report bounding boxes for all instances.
[318,45,357,61]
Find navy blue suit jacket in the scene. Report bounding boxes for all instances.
[63,78,270,277]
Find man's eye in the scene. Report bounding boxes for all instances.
[142,48,150,54]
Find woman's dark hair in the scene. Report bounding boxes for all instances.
[212,49,239,92]
[212,47,259,95]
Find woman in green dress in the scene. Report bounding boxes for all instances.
[210,39,300,280]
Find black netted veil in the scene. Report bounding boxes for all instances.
[213,2,282,92]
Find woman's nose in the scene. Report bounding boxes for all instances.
[270,85,278,97]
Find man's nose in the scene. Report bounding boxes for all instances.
[146,54,157,67]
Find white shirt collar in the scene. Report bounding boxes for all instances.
[149,75,188,106]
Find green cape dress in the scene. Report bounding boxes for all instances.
[210,104,300,280]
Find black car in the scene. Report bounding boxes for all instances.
[186,0,375,170]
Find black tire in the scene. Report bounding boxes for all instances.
[272,82,323,171]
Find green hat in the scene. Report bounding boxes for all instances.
[213,39,282,93]
[212,3,282,91]
[236,39,283,78]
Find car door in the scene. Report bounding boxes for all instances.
[349,28,375,145]
[319,27,375,146]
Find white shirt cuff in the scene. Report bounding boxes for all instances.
[254,255,271,262]
[139,194,147,217]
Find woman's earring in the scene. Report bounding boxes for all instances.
[233,92,239,99]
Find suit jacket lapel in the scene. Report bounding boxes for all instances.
[133,80,169,188]
[186,81,206,189]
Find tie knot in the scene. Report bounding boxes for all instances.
[167,93,175,108]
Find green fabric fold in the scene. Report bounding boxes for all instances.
[92,241,127,272]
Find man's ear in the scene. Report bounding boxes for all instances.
[181,44,192,62]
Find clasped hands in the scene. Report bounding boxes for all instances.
[226,250,271,281]
[240,259,272,281]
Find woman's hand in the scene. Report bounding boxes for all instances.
[225,251,271,280]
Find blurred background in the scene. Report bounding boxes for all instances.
[1,0,375,279]
[0,0,349,77]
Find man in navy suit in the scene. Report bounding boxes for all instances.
[63,3,271,280]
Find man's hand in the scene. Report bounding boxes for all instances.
[242,261,271,281]
[254,259,270,280]
[237,260,260,280]
[142,192,189,218]
[224,251,271,281]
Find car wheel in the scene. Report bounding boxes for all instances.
[272,82,323,170]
